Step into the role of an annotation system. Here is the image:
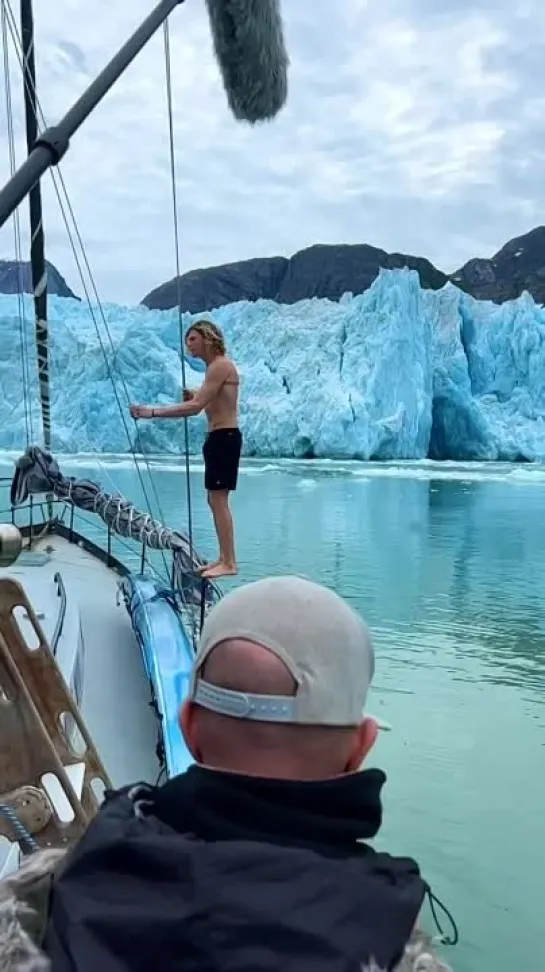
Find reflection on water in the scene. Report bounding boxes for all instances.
[1,455,544,970]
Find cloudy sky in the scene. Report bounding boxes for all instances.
[0,0,543,305]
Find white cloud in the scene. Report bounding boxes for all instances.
[0,0,544,304]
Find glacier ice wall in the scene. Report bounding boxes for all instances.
[2,267,545,461]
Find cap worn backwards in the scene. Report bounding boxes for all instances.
[188,575,374,727]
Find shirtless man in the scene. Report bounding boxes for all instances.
[129,319,241,580]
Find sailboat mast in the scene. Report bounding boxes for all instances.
[20,0,50,450]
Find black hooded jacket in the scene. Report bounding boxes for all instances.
[44,765,428,972]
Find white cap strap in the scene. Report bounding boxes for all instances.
[194,678,296,722]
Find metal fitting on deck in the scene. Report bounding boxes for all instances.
[0,524,23,567]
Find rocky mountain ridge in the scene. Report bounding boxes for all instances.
[141,226,545,312]
[4,226,545,311]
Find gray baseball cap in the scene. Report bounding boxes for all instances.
[188,575,375,726]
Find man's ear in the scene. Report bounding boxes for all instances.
[346,716,379,772]
[179,699,201,762]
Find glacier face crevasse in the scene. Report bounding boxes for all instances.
[1,268,545,461]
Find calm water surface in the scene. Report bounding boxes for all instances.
[1,454,543,971]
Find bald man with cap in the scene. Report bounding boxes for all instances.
[43,577,455,972]
[181,574,379,779]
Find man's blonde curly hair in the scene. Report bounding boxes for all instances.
[186,319,226,356]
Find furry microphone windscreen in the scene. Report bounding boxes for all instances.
[204,0,289,124]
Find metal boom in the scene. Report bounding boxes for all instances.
[0,0,185,228]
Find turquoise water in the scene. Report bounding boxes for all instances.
[1,453,543,970]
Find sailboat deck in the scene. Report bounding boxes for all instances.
[0,532,160,788]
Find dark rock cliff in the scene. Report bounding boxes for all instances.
[142,227,545,312]
[5,226,545,312]
[0,259,77,299]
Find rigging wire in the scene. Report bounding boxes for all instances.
[0,0,32,446]
[2,0,178,583]
[3,0,166,501]
[163,17,197,640]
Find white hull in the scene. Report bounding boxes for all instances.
[0,531,160,788]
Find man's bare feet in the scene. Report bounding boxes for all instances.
[201,562,238,580]
[197,559,220,574]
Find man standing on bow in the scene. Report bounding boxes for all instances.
[130,319,241,580]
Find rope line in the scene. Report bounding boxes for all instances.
[2,0,172,582]
[3,1,209,610]
[1,0,32,446]
[0,801,39,853]
[163,17,197,643]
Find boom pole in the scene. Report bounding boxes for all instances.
[0,0,185,228]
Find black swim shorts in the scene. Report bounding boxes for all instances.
[202,428,242,491]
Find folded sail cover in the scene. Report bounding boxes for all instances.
[10,446,220,609]
[205,0,289,123]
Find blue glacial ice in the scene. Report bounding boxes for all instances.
[2,267,545,461]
